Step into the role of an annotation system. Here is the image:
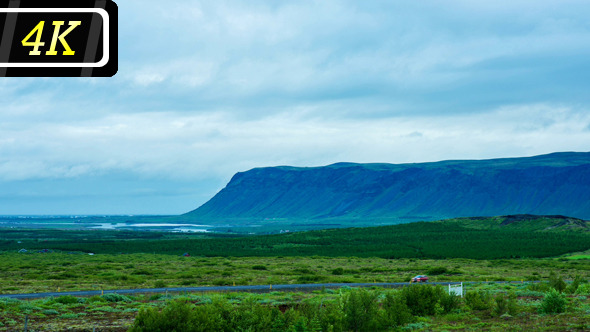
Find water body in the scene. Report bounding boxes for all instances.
[91,223,210,232]
[0,216,212,233]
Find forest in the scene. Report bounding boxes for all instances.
[2,220,589,260]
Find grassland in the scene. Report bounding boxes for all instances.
[1,253,589,295]
[1,277,589,331]
[1,216,589,331]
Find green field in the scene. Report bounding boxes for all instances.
[2,253,589,295]
[1,216,589,331]
[2,217,590,259]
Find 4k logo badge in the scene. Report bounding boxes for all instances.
[0,0,117,77]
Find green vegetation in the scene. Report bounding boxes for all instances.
[1,281,589,331]
[1,252,589,295]
[0,216,588,330]
[2,218,590,259]
[438,215,590,233]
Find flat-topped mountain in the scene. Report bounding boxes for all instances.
[185,152,590,224]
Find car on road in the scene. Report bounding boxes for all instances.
[411,275,428,283]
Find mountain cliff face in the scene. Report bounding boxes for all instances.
[185,152,590,224]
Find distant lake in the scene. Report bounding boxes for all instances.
[91,223,210,232]
[0,216,211,233]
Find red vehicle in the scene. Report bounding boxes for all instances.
[411,275,429,283]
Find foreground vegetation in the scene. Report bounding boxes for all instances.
[1,253,589,294]
[1,279,590,331]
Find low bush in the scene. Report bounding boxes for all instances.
[465,290,493,311]
[427,266,448,276]
[87,295,107,303]
[439,290,462,313]
[154,280,166,288]
[401,284,446,316]
[42,309,60,315]
[297,275,325,283]
[212,279,231,286]
[566,275,585,294]
[539,289,566,314]
[549,272,566,293]
[130,300,199,332]
[54,295,79,305]
[343,288,379,332]
[493,293,519,316]
[527,282,551,293]
[251,265,267,270]
[575,283,590,296]
[381,292,414,327]
[101,293,132,303]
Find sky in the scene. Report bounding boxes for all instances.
[1,0,590,215]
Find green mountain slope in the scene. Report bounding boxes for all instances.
[185,152,590,225]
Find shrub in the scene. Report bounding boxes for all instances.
[252,265,267,270]
[297,275,325,283]
[438,290,461,314]
[403,321,430,330]
[539,289,566,314]
[332,267,344,275]
[42,309,60,315]
[293,268,315,274]
[154,280,166,288]
[493,293,519,316]
[381,292,414,327]
[101,293,132,303]
[566,275,585,294]
[87,295,107,303]
[315,300,344,332]
[464,290,493,311]
[92,306,122,313]
[549,272,566,293]
[54,295,79,305]
[212,279,231,286]
[401,284,445,316]
[575,283,590,296]
[342,289,379,332]
[130,300,199,332]
[427,267,448,276]
[527,282,551,293]
[149,294,163,301]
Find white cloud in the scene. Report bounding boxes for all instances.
[2,0,590,213]
[1,104,588,183]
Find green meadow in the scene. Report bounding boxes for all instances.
[1,216,589,331]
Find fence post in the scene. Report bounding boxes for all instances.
[24,315,28,332]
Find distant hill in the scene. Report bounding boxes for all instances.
[437,214,590,233]
[185,152,590,225]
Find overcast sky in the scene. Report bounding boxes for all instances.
[1,0,590,215]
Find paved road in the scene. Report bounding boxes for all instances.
[0,282,465,299]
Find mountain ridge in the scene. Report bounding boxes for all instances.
[185,152,590,224]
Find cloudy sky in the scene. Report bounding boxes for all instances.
[1,0,590,215]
